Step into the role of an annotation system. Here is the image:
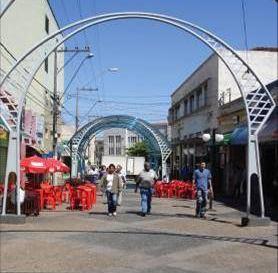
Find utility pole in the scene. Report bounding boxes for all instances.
[75,88,79,132]
[74,87,98,132]
[52,46,91,156]
[52,50,58,157]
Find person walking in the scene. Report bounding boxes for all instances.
[192,162,213,218]
[100,164,123,217]
[115,164,126,205]
[88,165,99,184]
[135,162,157,217]
[98,165,107,180]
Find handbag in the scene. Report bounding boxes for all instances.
[102,192,107,204]
[117,191,122,206]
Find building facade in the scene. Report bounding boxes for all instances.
[0,0,64,156]
[151,121,171,141]
[93,122,170,166]
[94,128,141,164]
[218,80,277,196]
[168,48,277,184]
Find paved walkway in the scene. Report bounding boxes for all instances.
[1,188,277,273]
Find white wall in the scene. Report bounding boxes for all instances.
[218,50,278,103]
[0,0,64,150]
[171,54,219,139]
[171,49,278,140]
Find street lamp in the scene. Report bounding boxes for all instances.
[82,67,119,87]
[202,133,224,143]
[202,130,224,209]
[107,67,119,72]
[60,53,94,100]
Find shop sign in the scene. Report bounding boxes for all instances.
[0,124,8,140]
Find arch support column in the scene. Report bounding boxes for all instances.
[247,135,265,218]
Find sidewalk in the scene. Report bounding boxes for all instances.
[1,189,277,273]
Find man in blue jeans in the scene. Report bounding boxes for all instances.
[192,162,213,218]
[135,162,157,217]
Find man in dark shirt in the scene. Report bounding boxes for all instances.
[193,162,213,218]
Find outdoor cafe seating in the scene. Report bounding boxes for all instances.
[1,156,97,216]
[154,180,196,200]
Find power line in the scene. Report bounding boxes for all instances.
[91,0,105,106]
[241,0,249,63]
[0,42,54,96]
[76,0,99,101]
[60,0,83,88]
[101,100,170,106]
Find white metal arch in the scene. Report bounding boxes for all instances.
[0,12,275,219]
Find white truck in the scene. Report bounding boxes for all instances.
[101,155,145,176]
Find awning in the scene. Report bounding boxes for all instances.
[222,133,232,145]
[230,107,278,145]
[230,127,247,145]
[26,145,44,155]
[258,107,278,142]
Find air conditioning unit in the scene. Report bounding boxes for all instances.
[232,115,240,125]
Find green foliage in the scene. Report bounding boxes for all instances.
[127,141,149,157]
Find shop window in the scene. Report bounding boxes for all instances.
[189,95,194,113]
[196,88,202,109]
[184,99,188,116]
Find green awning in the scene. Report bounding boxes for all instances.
[223,133,232,145]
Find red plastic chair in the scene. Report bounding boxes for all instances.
[54,186,63,205]
[154,183,163,198]
[69,190,79,210]
[77,187,92,210]
[34,189,44,210]
[79,190,91,210]
[42,187,56,209]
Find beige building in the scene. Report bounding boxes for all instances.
[60,124,96,163]
[168,48,277,174]
[0,0,64,153]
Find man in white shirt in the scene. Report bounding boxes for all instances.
[88,165,99,183]
[136,162,157,216]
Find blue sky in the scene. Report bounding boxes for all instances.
[48,0,278,124]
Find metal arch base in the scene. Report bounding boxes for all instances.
[69,115,172,178]
[0,12,276,218]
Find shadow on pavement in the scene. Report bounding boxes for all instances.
[1,229,277,249]
[125,210,237,224]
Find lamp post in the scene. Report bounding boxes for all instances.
[60,53,94,100]
[202,129,224,209]
[82,67,119,88]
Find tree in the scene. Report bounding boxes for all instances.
[127,141,149,157]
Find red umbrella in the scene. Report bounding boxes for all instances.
[46,158,70,173]
[60,162,70,173]
[20,156,48,174]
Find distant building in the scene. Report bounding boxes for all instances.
[93,122,170,165]
[94,128,141,164]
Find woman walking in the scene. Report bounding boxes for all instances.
[100,164,123,216]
